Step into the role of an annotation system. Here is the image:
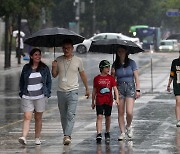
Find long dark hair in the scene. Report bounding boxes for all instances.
[113,46,130,70]
[29,48,47,71]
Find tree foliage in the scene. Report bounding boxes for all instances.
[50,0,176,37]
[0,0,179,37]
[161,0,180,32]
[0,0,53,33]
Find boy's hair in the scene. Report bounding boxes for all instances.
[99,60,110,72]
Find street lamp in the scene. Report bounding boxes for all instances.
[90,0,96,35]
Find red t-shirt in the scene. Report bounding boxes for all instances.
[93,74,117,106]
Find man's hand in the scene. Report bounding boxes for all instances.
[52,60,57,67]
[52,60,58,78]
[85,89,90,99]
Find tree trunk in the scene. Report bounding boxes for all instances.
[4,15,10,69]
[17,14,21,64]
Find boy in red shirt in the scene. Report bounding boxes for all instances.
[92,60,119,143]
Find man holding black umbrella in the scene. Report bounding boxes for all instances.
[52,39,90,145]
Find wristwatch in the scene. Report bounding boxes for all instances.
[136,90,140,92]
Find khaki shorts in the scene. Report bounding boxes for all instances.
[21,97,47,112]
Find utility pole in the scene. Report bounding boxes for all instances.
[17,14,21,64]
[92,0,96,35]
[74,0,80,34]
[4,15,10,69]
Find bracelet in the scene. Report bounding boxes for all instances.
[136,90,140,92]
[167,86,170,87]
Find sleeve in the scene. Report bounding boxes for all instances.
[131,59,138,71]
[19,66,25,98]
[78,58,84,72]
[170,60,175,78]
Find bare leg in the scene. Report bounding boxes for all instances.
[126,97,135,128]
[34,112,43,138]
[22,112,33,138]
[118,99,125,133]
[176,96,180,120]
[105,116,111,132]
[96,114,103,134]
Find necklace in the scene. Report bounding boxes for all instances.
[63,57,73,78]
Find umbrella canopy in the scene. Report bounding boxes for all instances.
[24,27,85,47]
[166,33,180,40]
[89,39,144,54]
[13,30,25,37]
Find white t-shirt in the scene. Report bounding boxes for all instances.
[16,37,24,49]
[56,55,84,92]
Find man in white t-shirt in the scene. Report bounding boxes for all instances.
[52,39,90,145]
[16,35,25,58]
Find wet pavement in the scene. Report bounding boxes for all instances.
[0,51,179,154]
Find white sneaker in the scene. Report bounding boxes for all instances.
[18,137,27,145]
[127,140,133,147]
[126,127,133,138]
[63,136,71,145]
[35,138,41,145]
[177,120,180,127]
[118,133,126,141]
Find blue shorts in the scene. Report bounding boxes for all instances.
[117,81,135,99]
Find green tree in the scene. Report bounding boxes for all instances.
[51,0,75,28]
[0,0,53,67]
[161,0,180,33]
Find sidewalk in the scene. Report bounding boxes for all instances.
[0,51,179,153]
[0,51,26,75]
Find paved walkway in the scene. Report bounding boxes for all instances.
[0,51,180,154]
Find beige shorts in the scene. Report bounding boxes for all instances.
[21,97,47,112]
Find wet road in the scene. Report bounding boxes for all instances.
[0,51,179,154]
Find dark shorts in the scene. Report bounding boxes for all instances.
[96,104,112,116]
[117,81,136,99]
[173,82,180,96]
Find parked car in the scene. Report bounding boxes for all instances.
[74,33,142,54]
[159,39,179,52]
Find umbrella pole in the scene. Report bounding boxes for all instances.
[54,47,55,60]
[112,46,115,63]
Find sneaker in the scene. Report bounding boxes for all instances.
[177,120,180,127]
[35,138,41,145]
[118,133,125,141]
[105,132,110,142]
[18,137,27,145]
[63,136,71,145]
[126,127,133,138]
[127,140,133,147]
[96,133,102,143]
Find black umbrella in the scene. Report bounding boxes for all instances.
[89,39,144,61]
[166,33,180,40]
[24,27,85,58]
